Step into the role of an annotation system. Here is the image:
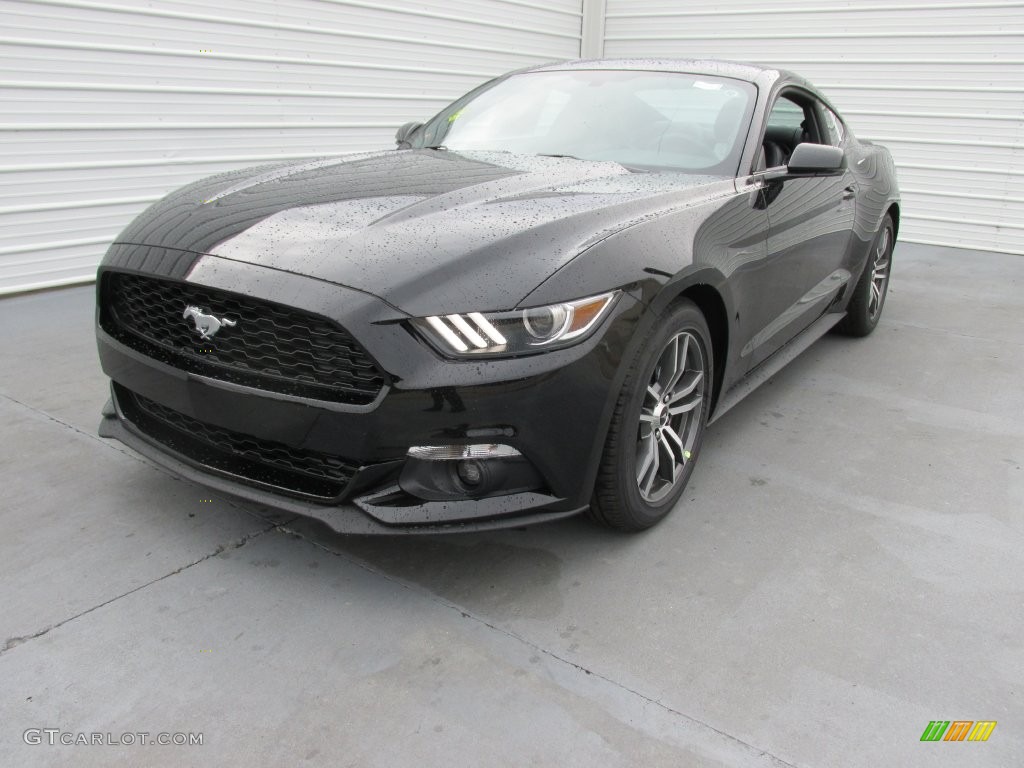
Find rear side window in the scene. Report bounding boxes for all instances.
[820,106,846,146]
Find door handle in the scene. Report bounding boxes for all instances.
[842,185,857,200]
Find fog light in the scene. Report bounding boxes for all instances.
[400,445,543,502]
[457,459,483,486]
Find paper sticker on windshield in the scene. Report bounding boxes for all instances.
[693,81,723,91]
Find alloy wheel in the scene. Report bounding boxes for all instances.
[868,225,892,319]
[635,331,706,504]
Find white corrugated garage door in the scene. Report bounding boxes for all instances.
[5,1,1022,295]
[0,0,584,294]
[602,0,1024,256]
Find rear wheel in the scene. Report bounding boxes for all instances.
[589,300,712,531]
[835,213,894,337]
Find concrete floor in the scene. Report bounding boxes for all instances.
[0,242,1020,767]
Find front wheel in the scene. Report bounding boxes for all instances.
[589,300,712,531]
[835,213,895,337]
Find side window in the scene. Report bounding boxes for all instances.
[759,94,816,169]
[758,91,836,170]
[820,106,846,147]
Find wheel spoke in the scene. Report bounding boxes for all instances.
[662,426,687,460]
[658,434,680,480]
[656,337,676,391]
[669,370,703,402]
[669,396,701,416]
[664,334,689,393]
[640,436,660,495]
[636,433,655,482]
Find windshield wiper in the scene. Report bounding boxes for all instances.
[536,153,650,173]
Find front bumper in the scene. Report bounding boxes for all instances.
[99,399,584,533]
[96,251,638,533]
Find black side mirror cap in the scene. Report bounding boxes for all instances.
[395,121,423,148]
[787,143,845,175]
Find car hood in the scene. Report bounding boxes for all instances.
[114,149,734,316]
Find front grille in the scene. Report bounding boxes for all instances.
[100,271,386,405]
[116,385,358,500]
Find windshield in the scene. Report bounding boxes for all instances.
[411,69,756,174]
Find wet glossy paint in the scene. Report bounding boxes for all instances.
[95,59,901,532]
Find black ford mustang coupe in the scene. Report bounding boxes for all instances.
[96,59,899,533]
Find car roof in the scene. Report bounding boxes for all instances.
[524,58,791,84]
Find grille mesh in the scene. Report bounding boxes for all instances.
[117,385,357,499]
[100,271,385,404]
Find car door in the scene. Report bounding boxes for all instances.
[735,89,857,372]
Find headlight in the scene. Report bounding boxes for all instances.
[412,291,619,358]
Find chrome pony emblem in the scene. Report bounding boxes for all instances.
[183,305,236,340]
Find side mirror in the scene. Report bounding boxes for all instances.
[395,121,423,148]
[787,143,845,175]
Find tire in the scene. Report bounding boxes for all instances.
[589,299,713,531]
[835,213,894,337]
